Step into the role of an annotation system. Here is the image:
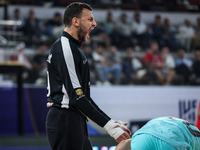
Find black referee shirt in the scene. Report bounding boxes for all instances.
[47,31,110,127]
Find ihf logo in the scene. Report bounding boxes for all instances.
[179,99,198,124]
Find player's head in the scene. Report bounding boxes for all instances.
[63,2,96,42]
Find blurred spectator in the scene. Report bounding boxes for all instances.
[43,12,63,36]
[9,43,34,84]
[42,12,64,45]
[192,49,200,84]
[175,49,195,84]
[191,17,200,50]
[162,17,179,51]
[178,19,195,36]
[116,13,133,48]
[161,46,176,85]
[50,13,65,40]
[176,19,195,51]
[105,46,122,85]
[10,8,24,30]
[103,12,123,48]
[92,45,111,85]
[150,15,164,48]
[103,12,116,35]
[13,43,40,84]
[122,47,143,84]
[90,22,111,48]
[131,12,150,50]
[194,17,200,33]
[31,42,48,84]
[142,42,165,85]
[93,45,122,85]
[15,42,32,69]
[22,9,43,46]
[82,43,96,85]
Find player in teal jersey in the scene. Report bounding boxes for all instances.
[116,116,200,150]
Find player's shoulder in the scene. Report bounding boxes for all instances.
[147,116,178,125]
[149,116,168,122]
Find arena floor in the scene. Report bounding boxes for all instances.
[0,135,117,147]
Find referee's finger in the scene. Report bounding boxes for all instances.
[122,131,130,139]
[116,138,121,143]
[116,136,124,143]
[117,133,129,142]
[121,134,127,140]
[125,128,132,135]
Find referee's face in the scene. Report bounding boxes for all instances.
[77,8,97,42]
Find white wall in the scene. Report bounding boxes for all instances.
[91,86,200,124]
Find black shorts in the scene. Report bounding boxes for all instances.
[46,107,92,150]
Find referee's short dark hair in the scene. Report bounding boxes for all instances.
[63,2,92,27]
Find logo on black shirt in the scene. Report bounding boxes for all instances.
[75,88,83,96]
[47,54,52,63]
[83,59,87,64]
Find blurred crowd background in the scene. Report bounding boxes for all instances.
[0,0,200,86]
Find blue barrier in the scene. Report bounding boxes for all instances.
[0,147,51,150]
[0,86,99,135]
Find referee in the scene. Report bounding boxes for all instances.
[45,2,131,150]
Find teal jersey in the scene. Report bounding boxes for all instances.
[132,117,200,150]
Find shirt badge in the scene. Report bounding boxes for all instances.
[75,88,83,96]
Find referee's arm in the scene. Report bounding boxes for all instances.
[57,49,110,128]
[89,97,111,120]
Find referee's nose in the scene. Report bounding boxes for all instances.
[93,20,97,27]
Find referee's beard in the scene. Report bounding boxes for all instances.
[77,24,90,42]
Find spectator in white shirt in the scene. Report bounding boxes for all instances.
[161,46,176,85]
[116,13,133,48]
[92,45,111,85]
[179,19,195,36]
[131,12,150,50]
[176,19,195,51]
[16,42,32,69]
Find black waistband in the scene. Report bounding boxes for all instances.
[50,103,87,121]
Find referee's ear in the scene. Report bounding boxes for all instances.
[72,17,80,27]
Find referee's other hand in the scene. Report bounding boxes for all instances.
[47,102,53,107]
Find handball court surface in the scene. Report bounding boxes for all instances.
[0,135,117,149]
